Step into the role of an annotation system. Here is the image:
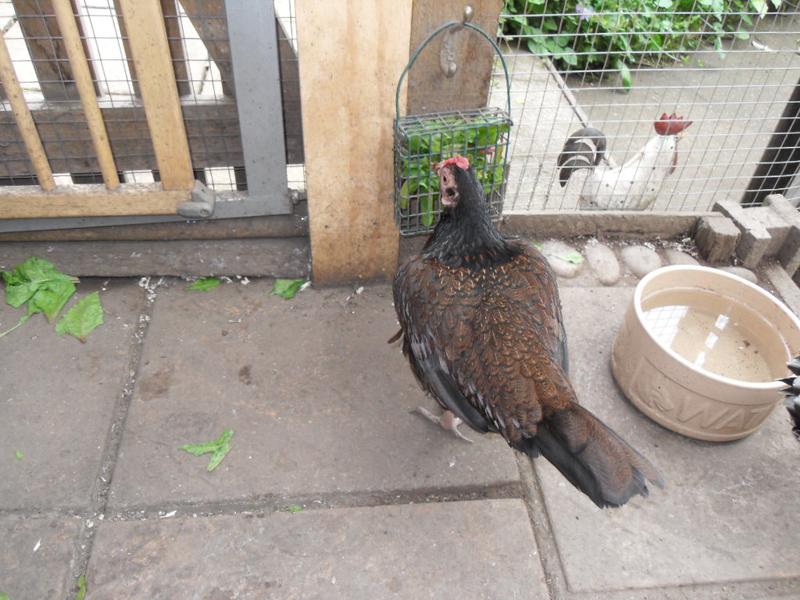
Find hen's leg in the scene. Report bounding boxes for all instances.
[413,407,473,443]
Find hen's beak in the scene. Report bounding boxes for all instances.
[438,165,459,208]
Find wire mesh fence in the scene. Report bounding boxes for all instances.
[0,0,305,195]
[394,107,511,234]
[493,1,800,213]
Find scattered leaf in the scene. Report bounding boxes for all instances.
[56,292,104,343]
[617,61,632,91]
[285,504,304,513]
[15,450,23,461]
[272,279,305,300]
[186,277,221,292]
[0,593,9,600]
[561,251,584,265]
[75,575,86,600]
[0,314,30,339]
[2,257,78,322]
[180,429,234,472]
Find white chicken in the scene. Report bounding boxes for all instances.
[557,113,692,210]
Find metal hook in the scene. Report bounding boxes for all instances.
[440,5,474,77]
[463,4,474,24]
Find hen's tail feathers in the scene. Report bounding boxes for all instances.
[528,404,664,508]
[779,355,800,439]
[557,127,607,187]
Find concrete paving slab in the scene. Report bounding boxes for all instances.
[108,280,520,508]
[0,515,79,600]
[0,278,144,511]
[536,286,800,592]
[86,499,546,600]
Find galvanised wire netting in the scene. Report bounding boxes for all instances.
[493,0,800,213]
[0,0,305,194]
[395,107,512,235]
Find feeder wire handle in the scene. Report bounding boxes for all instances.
[394,20,512,121]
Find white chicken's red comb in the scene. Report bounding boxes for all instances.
[436,156,470,171]
[654,113,692,136]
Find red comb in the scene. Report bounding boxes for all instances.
[654,112,692,136]
[436,156,470,171]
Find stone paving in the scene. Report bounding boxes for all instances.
[1,242,799,600]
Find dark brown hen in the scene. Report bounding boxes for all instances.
[393,156,664,508]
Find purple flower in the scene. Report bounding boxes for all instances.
[576,3,595,21]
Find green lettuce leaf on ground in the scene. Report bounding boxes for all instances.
[75,575,86,600]
[2,257,78,321]
[272,279,305,300]
[180,429,233,472]
[56,292,104,342]
[186,277,221,292]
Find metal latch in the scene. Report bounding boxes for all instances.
[177,180,216,218]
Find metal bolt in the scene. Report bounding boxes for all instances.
[463,4,474,23]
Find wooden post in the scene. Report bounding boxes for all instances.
[407,0,503,114]
[0,28,55,191]
[52,0,119,190]
[296,1,411,285]
[117,0,193,191]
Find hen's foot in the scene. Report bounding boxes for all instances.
[413,407,473,443]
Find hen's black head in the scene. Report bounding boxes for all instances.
[437,156,485,217]
[423,155,515,268]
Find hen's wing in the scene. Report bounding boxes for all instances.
[393,244,570,442]
[394,245,663,508]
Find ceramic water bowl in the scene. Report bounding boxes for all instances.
[612,265,800,441]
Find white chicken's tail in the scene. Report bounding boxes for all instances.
[557,127,607,187]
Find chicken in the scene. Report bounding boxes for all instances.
[780,355,800,439]
[393,155,664,508]
[558,113,692,210]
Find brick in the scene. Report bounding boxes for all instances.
[694,214,740,264]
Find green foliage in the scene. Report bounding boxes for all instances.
[75,575,86,600]
[397,115,510,227]
[15,450,23,461]
[180,429,234,472]
[560,251,585,264]
[500,0,782,82]
[272,278,306,300]
[186,277,221,292]
[2,257,78,321]
[285,504,304,513]
[56,292,104,343]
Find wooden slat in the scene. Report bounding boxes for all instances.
[0,27,55,190]
[0,183,190,218]
[52,0,119,189]
[117,0,193,190]
[0,102,242,176]
[113,0,190,97]
[12,0,98,101]
[177,0,234,97]
[407,0,503,114]
[0,99,304,177]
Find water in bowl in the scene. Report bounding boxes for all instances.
[641,288,784,382]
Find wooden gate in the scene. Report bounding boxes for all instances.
[0,0,299,229]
